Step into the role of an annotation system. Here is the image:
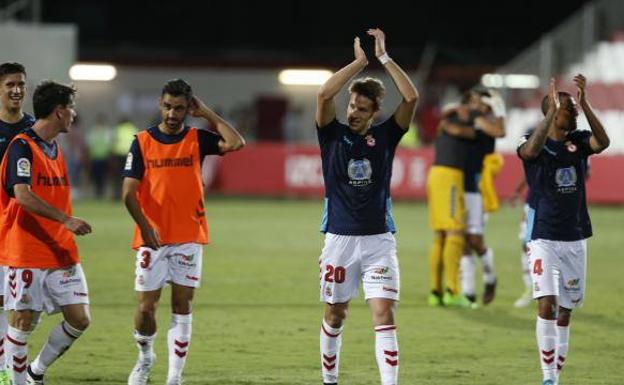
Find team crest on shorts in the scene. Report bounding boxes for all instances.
[63,266,77,278]
[534,282,541,292]
[325,287,333,297]
[137,275,144,285]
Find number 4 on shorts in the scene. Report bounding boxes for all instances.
[533,259,543,275]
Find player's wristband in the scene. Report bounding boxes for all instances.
[377,52,391,65]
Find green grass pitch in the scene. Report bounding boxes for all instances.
[25,198,623,384]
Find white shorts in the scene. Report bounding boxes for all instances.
[319,232,400,304]
[135,243,203,291]
[465,192,487,235]
[527,239,587,309]
[4,264,89,314]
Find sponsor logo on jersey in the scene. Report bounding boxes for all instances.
[17,157,31,177]
[124,152,133,170]
[365,134,376,147]
[146,155,194,169]
[347,158,372,186]
[565,141,577,153]
[555,166,577,194]
[342,135,353,147]
[36,173,69,187]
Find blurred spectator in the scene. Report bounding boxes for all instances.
[110,117,138,200]
[59,115,88,199]
[283,104,304,142]
[86,113,113,199]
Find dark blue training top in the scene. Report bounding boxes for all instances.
[4,128,59,197]
[317,117,405,235]
[518,129,593,242]
[0,113,35,159]
[122,126,222,180]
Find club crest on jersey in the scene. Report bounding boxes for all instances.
[565,141,577,152]
[555,166,577,193]
[17,157,31,177]
[347,158,372,186]
[365,134,376,147]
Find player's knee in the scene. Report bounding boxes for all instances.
[11,312,33,331]
[68,314,91,331]
[557,307,572,326]
[325,305,348,326]
[138,300,158,317]
[537,296,557,319]
[371,307,395,326]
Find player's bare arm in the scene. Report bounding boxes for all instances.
[367,28,418,129]
[122,177,161,249]
[13,183,92,235]
[478,91,506,138]
[190,96,245,154]
[316,37,368,128]
[574,74,610,154]
[439,120,476,139]
[519,78,559,160]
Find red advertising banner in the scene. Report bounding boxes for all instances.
[214,143,624,204]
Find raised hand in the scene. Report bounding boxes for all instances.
[63,216,92,236]
[367,28,387,57]
[573,73,587,103]
[189,95,208,118]
[353,37,367,64]
[549,78,560,111]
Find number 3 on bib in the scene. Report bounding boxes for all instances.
[324,264,346,283]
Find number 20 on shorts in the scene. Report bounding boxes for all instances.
[324,264,346,283]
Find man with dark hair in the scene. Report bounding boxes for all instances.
[315,28,418,385]
[518,75,609,385]
[458,90,506,307]
[426,91,502,308]
[123,79,245,385]
[0,62,35,385]
[0,80,92,385]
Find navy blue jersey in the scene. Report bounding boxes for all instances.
[4,128,59,197]
[317,117,405,235]
[464,131,495,192]
[122,126,222,180]
[518,130,593,241]
[0,113,35,159]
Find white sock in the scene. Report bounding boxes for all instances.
[30,321,84,375]
[0,310,7,370]
[375,325,399,385]
[134,330,156,362]
[320,319,343,384]
[6,326,30,385]
[536,317,557,382]
[460,255,477,297]
[480,248,496,284]
[557,325,570,376]
[167,313,192,382]
[521,251,532,290]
